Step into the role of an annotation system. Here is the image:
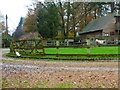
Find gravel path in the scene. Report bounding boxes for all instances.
[1,48,10,51]
[1,62,119,72]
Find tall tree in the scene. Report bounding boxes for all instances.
[57,0,66,37]
[36,2,60,39]
[26,1,119,38]
[0,13,5,32]
[23,14,37,33]
[12,17,25,40]
[65,1,71,37]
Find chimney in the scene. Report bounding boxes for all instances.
[114,15,120,35]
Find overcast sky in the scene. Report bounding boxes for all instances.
[0,0,44,35]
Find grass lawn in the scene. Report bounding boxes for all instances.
[6,46,119,59]
[44,46,118,54]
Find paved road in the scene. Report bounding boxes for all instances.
[0,48,10,51]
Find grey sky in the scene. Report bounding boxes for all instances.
[0,0,36,35]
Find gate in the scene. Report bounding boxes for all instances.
[10,39,45,55]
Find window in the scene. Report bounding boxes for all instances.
[110,32,114,36]
[97,33,101,36]
[104,33,109,36]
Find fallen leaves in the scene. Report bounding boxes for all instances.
[2,61,118,88]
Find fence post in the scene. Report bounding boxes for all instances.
[86,38,91,55]
[42,40,45,54]
[33,40,37,53]
[56,40,59,56]
[10,39,14,53]
[87,47,90,55]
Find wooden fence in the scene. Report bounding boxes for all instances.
[10,39,45,54]
[10,38,119,57]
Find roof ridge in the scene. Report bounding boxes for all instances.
[80,14,114,34]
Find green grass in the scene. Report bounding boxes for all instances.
[6,52,120,58]
[2,78,108,88]
[45,46,119,54]
[17,46,119,54]
[52,81,74,88]
[2,60,23,63]
[5,46,119,61]
[6,53,120,63]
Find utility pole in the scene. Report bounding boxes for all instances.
[5,14,8,36]
[4,14,8,48]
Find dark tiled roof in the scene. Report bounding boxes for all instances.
[79,14,115,34]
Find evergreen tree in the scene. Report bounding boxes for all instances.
[36,2,60,39]
[12,17,25,40]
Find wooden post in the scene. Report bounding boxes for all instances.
[56,40,59,56]
[86,38,90,55]
[33,40,36,53]
[67,40,69,46]
[56,40,59,46]
[86,38,90,46]
[56,47,59,56]
[42,40,45,54]
[10,39,14,53]
[87,47,90,55]
[10,40,12,53]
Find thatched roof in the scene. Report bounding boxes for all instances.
[79,14,115,34]
[19,32,42,40]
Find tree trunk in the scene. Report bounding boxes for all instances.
[59,1,66,37]
[111,2,115,13]
[66,2,70,37]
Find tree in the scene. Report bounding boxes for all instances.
[65,1,71,37]
[12,17,25,40]
[0,21,5,32]
[26,1,119,39]
[0,13,5,32]
[57,0,66,37]
[36,2,60,39]
[23,14,37,33]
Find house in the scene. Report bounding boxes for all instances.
[79,14,120,45]
[2,32,12,47]
[79,14,120,36]
[0,18,12,47]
